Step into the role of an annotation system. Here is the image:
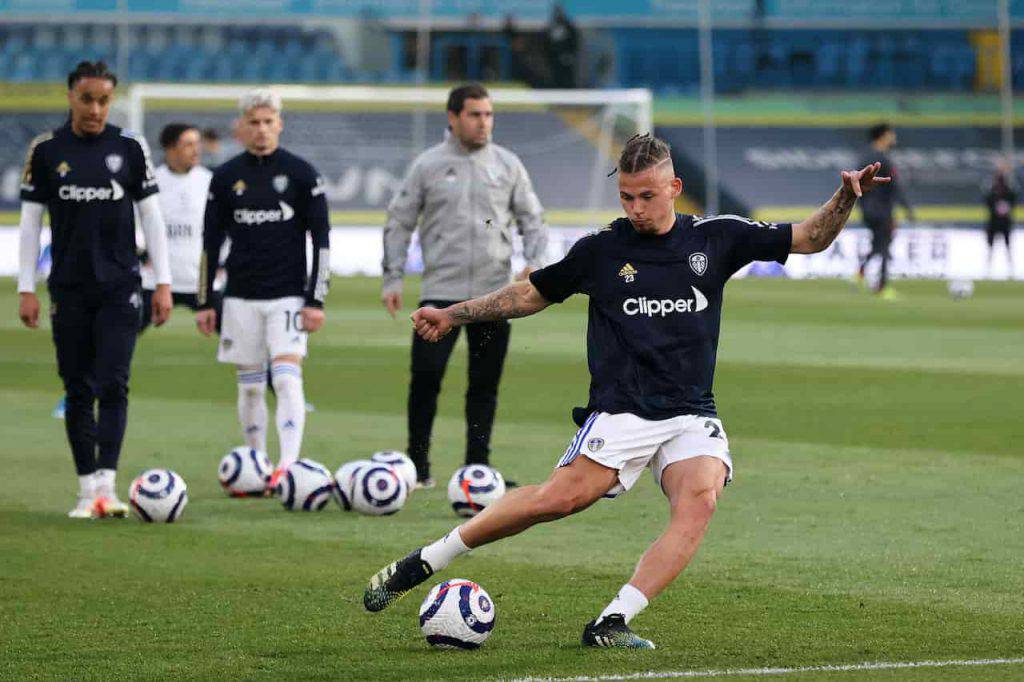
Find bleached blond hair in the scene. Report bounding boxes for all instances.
[238,88,282,115]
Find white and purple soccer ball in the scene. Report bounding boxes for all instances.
[332,459,372,511]
[419,579,496,649]
[218,447,273,497]
[276,458,335,511]
[351,463,408,516]
[447,464,506,517]
[370,450,418,492]
[130,469,188,523]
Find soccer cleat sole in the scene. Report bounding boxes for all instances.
[363,561,409,612]
[585,633,656,650]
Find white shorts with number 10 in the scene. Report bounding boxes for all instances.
[557,411,733,497]
[218,296,308,365]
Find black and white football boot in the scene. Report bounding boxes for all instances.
[582,614,656,649]
[363,548,434,612]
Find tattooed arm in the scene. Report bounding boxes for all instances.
[411,280,551,342]
[791,162,890,254]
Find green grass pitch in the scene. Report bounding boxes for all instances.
[1,276,1022,681]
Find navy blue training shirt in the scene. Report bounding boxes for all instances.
[20,122,158,286]
[200,147,330,308]
[529,214,792,422]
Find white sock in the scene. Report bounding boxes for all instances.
[78,474,95,499]
[421,527,470,572]
[598,583,649,625]
[93,469,116,499]
[271,362,305,468]
[237,366,268,452]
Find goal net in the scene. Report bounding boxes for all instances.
[120,84,653,228]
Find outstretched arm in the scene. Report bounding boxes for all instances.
[791,162,890,254]
[412,279,551,342]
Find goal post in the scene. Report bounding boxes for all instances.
[121,83,653,226]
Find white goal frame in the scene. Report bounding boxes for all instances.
[124,84,653,219]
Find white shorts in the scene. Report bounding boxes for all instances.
[556,411,733,497]
[218,296,308,365]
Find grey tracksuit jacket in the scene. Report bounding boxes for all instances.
[382,135,548,301]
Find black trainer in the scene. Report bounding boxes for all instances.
[363,549,434,612]
[582,614,656,649]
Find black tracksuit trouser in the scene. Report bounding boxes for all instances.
[407,299,511,480]
[50,280,140,476]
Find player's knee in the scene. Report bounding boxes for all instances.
[270,362,303,394]
[95,379,128,404]
[673,486,718,523]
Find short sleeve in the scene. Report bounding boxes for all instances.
[699,215,792,276]
[20,134,52,203]
[126,134,159,201]
[528,233,595,303]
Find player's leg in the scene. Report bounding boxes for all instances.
[582,456,726,650]
[585,417,731,649]
[858,218,881,279]
[51,285,100,518]
[463,319,510,467]
[266,295,312,473]
[91,282,143,517]
[407,300,461,485]
[236,363,268,452]
[218,297,272,473]
[364,453,617,612]
[877,222,894,295]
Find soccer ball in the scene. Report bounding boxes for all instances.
[419,579,496,649]
[276,459,335,511]
[370,450,418,492]
[218,447,273,497]
[447,464,506,517]
[948,279,974,299]
[129,469,188,523]
[350,463,407,516]
[332,459,372,511]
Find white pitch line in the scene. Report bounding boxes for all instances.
[506,657,1024,682]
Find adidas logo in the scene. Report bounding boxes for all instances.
[618,263,637,283]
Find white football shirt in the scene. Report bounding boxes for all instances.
[141,163,213,293]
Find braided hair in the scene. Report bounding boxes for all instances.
[616,133,672,175]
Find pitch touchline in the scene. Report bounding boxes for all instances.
[506,657,1024,681]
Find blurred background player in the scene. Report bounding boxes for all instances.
[195,88,330,490]
[381,83,548,488]
[983,160,1016,278]
[200,127,226,168]
[139,123,216,331]
[856,123,915,299]
[16,61,172,518]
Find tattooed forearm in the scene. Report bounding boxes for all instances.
[448,281,546,325]
[796,186,858,254]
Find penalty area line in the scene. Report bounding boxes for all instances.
[506,657,1024,681]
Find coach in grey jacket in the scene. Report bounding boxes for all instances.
[382,83,548,486]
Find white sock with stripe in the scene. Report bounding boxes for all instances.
[597,583,649,625]
[237,365,268,452]
[421,527,470,571]
[270,362,305,468]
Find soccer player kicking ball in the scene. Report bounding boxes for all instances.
[195,89,330,490]
[363,134,889,648]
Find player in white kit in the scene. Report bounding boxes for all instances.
[140,123,216,329]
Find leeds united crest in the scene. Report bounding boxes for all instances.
[273,174,289,193]
[689,252,708,276]
[105,154,123,174]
